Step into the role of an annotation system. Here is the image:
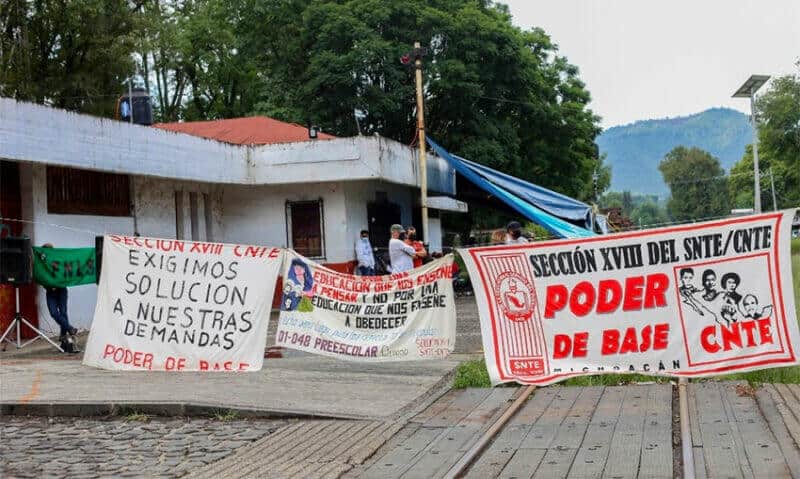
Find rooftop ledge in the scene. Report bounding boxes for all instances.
[0,98,454,194]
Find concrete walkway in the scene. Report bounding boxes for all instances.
[0,356,461,420]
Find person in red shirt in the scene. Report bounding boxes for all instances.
[405,226,427,269]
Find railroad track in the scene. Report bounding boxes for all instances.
[351,380,800,478]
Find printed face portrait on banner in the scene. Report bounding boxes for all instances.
[275,251,457,361]
[282,258,315,312]
[459,211,799,386]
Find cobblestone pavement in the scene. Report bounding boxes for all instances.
[0,416,286,479]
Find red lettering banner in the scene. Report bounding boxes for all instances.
[459,211,799,385]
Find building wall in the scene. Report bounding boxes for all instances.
[428,217,442,254]
[16,163,434,331]
[20,163,135,332]
[133,176,223,241]
[221,181,348,262]
[2,99,455,194]
[18,163,224,331]
[343,180,414,250]
[221,180,417,263]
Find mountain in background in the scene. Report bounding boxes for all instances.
[597,107,752,196]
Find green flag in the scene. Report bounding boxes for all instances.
[33,247,96,288]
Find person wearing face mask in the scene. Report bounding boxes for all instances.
[405,226,427,268]
[505,221,529,244]
[355,230,376,276]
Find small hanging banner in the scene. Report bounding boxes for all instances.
[275,251,457,361]
[32,247,96,288]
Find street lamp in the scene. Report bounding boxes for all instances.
[732,74,770,213]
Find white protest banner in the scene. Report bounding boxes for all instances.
[83,235,283,371]
[275,252,456,361]
[459,211,799,386]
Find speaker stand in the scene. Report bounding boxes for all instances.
[0,287,64,353]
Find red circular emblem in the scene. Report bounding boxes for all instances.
[493,271,535,322]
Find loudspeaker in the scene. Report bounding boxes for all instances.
[0,237,32,285]
[95,236,104,284]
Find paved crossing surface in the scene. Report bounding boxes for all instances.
[5,381,800,478]
[689,382,800,479]
[350,384,674,479]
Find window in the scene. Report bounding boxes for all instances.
[47,166,130,216]
[286,200,324,258]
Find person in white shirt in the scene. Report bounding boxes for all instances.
[505,221,529,244]
[388,224,416,273]
[355,229,376,276]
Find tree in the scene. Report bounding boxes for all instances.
[599,191,667,228]
[254,0,604,203]
[729,74,800,210]
[0,0,137,117]
[2,0,607,221]
[659,146,729,221]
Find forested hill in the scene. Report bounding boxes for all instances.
[597,108,752,195]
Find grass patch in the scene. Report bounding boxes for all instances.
[453,359,491,388]
[124,412,150,422]
[213,410,239,422]
[563,374,671,387]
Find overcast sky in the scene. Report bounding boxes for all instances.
[504,0,800,128]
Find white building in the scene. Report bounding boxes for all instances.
[0,98,462,331]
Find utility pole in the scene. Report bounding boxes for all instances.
[129,77,134,125]
[732,75,769,214]
[770,167,778,211]
[413,42,429,244]
[750,91,760,212]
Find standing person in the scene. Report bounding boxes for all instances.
[505,221,529,244]
[355,230,376,276]
[39,243,78,352]
[388,224,416,273]
[405,226,427,268]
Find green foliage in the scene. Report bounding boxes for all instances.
[453,358,491,388]
[563,374,670,387]
[729,75,800,210]
[599,191,668,228]
[3,0,605,212]
[524,223,553,241]
[266,0,604,202]
[213,409,239,422]
[0,0,137,117]
[124,411,150,422]
[659,146,729,222]
[597,108,752,195]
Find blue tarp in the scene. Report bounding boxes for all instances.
[427,138,595,239]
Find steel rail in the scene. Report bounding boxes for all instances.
[679,378,696,478]
[442,385,537,479]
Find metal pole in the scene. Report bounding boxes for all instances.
[750,92,761,213]
[443,385,537,479]
[679,379,696,478]
[129,77,134,125]
[770,168,777,211]
[414,41,429,244]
